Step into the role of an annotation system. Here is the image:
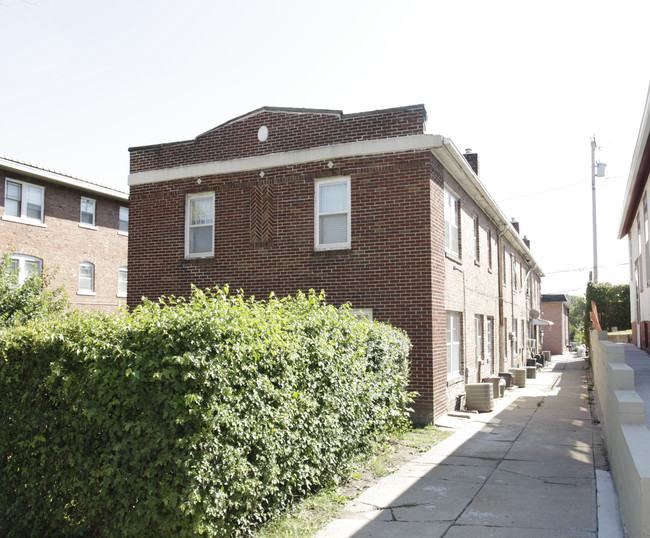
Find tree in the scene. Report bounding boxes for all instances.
[567,294,586,343]
[0,252,68,329]
[583,282,631,343]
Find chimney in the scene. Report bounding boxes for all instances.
[523,235,530,248]
[511,218,519,233]
[463,148,479,176]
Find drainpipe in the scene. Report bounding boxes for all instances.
[497,224,508,374]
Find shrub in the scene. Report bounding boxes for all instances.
[0,287,413,536]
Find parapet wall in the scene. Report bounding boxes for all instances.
[590,330,650,538]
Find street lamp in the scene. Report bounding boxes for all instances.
[591,136,607,284]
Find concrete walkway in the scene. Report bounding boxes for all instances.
[317,354,623,537]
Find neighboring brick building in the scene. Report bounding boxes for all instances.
[127,105,543,422]
[540,294,571,354]
[1,157,129,312]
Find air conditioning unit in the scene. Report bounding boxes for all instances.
[465,383,494,412]
[509,367,527,387]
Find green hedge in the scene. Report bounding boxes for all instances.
[0,287,413,536]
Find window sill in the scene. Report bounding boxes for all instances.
[445,251,462,265]
[2,215,46,228]
[118,231,128,236]
[79,223,98,231]
[314,244,351,252]
[447,374,463,386]
[185,254,214,260]
[77,290,96,296]
[117,293,127,298]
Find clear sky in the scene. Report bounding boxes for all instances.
[2,0,648,296]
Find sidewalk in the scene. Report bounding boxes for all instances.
[317,354,623,537]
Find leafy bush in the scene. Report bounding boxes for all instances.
[0,251,68,328]
[0,287,413,536]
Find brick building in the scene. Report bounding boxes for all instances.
[127,105,543,422]
[1,157,129,312]
[540,294,571,354]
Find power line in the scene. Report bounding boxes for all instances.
[544,262,628,275]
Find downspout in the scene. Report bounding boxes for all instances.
[497,224,508,374]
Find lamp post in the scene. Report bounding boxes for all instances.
[591,136,606,284]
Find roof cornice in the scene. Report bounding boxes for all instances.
[0,157,128,201]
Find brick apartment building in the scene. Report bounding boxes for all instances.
[541,294,571,354]
[1,157,129,312]
[127,105,543,422]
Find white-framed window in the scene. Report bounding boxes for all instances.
[350,308,373,321]
[185,192,215,258]
[78,262,95,294]
[80,197,96,227]
[487,229,493,270]
[117,267,127,297]
[8,254,42,285]
[475,314,484,364]
[473,215,480,262]
[315,176,351,251]
[446,311,462,379]
[444,187,460,257]
[486,316,494,363]
[4,179,45,224]
[119,206,129,234]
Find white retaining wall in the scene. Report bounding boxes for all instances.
[590,330,650,538]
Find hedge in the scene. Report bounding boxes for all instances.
[0,287,413,536]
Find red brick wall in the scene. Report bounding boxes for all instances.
[129,148,447,422]
[129,105,427,174]
[540,302,568,354]
[0,170,128,312]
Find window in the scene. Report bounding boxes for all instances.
[638,218,643,291]
[444,187,460,257]
[486,317,494,364]
[315,177,350,250]
[80,197,96,227]
[350,308,373,321]
[117,267,127,297]
[511,321,518,359]
[119,207,129,234]
[446,311,462,379]
[645,197,650,284]
[78,262,95,294]
[8,254,42,285]
[487,229,493,270]
[185,192,214,258]
[473,215,479,262]
[4,179,44,223]
[475,315,484,364]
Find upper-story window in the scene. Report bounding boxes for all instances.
[78,262,95,294]
[8,254,42,285]
[4,179,44,224]
[315,177,351,251]
[473,215,480,262]
[119,206,129,234]
[444,187,460,258]
[185,192,214,259]
[487,229,493,270]
[80,197,96,227]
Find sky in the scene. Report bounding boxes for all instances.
[2,0,649,296]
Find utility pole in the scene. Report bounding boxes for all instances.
[591,136,598,284]
[591,136,606,284]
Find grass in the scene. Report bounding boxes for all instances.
[256,424,451,537]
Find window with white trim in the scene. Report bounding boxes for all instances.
[487,229,493,270]
[117,267,127,297]
[185,192,215,258]
[446,311,462,379]
[78,262,95,294]
[315,177,350,250]
[80,197,96,227]
[486,316,494,363]
[119,206,129,234]
[475,314,484,364]
[473,215,480,262]
[8,254,42,285]
[444,187,460,257]
[4,179,44,224]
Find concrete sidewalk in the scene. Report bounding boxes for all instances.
[317,354,623,537]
